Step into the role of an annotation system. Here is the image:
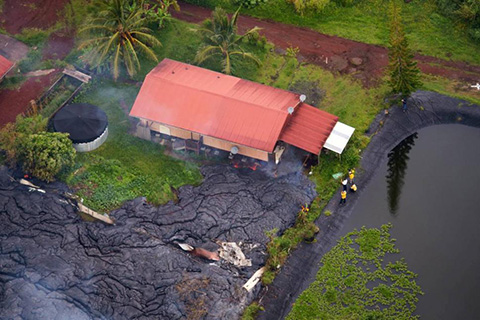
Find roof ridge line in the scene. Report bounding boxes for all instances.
[148,69,298,115]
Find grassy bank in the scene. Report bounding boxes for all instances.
[182,0,480,65]
[421,74,480,105]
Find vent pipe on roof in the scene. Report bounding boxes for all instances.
[288,94,306,115]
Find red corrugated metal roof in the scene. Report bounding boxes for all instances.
[279,104,338,154]
[130,59,339,154]
[0,55,14,79]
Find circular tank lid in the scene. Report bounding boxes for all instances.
[53,103,108,144]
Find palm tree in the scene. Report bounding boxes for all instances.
[79,0,161,80]
[194,7,261,75]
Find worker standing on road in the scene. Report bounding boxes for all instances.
[348,169,355,184]
[350,183,357,192]
[402,98,407,112]
[342,178,348,191]
[340,190,347,205]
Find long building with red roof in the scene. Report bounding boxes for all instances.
[130,59,354,162]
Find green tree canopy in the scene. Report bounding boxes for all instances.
[0,115,76,182]
[21,132,76,182]
[387,1,421,97]
[194,7,261,75]
[288,224,423,319]
[0,115,47,166]
[79,0,161,80]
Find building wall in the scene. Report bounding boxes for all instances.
[140,119,269,161]
[203,136,269,161]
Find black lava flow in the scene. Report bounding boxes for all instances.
[0,164,315,319]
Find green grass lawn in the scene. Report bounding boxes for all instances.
[184,0,480,65]
[64,80,202,212]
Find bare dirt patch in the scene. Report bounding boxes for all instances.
[43,31,75,60]
[0,70,60,126]
[0,0,69,34]
[173,1,480,87]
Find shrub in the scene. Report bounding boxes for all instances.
[288,0,330,14]
[16,28,49,46]
[1,75,26,90]
[234,0,267,9]
[0,115,75,182]
[241,302,263,320]
[20,132,76,182]
[0,115,47,166]
[18,49,43,73]
[262,205,319,284]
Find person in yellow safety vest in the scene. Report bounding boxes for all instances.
[350,183,357,192]
[340,190,347,205]
[348,169,355,184]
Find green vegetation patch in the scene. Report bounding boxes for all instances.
[135,19,268,82]
[64,80,202,212]
[241,302,263,320]
[184,0,480,65]
[288,224,423,319]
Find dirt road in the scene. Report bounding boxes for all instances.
[173,1,480,87]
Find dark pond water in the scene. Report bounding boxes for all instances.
[339,125,480,320]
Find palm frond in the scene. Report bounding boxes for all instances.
[234,26,262,44]
[113,43,122,80]
[134,39,159,63]
[78,36,112,49]
[194,45,221,64]
[230,51,262,66]
[124,36,141,70]
[129,31,162,47]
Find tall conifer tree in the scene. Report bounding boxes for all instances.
[387,1,421,97]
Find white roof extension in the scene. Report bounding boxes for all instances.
[323,121,355,154]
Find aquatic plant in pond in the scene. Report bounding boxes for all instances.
[288,224,423,319]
